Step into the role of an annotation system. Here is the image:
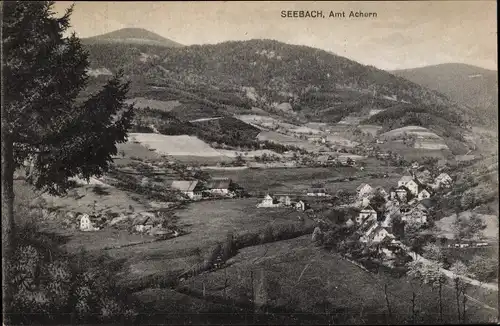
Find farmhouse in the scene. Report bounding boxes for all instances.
[397,175,419,196]
[171,180,202,200]
[415,169,433,185]
[417,188,431,201]
[295,200,306,211]
[79,214,99,232]
[395,187,408,202]
[307,188,329,197]
[435,173,453,189]
[359,219,394,244]
[206,178,232,196]
[401,208,427,225]
[278,195,292,206]
[356,205,377,224]
[257,194,277,208]
[356,183,373,199]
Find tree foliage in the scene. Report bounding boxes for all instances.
[3,1,134,195]
[451,213,486,241]
[2,1,135,315]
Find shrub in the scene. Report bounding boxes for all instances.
[260,225,275,244]
[7,241,137,325]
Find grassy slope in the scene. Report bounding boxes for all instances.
[181,235,495,324]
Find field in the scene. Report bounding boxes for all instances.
[181,235,495,324]
[257,131,315,150]
[129,133,224,157]
[41,182,149,215]
[209,166,401,195]
[116,140,163,162]
[381,125,443,140]
[358,124,383,136]
[125,97,182,111]
[435,211,499,240]
[378,141,452,161]
[100,198,313,285]
[325,135,359,147]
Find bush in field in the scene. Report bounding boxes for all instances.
[468,254,498,283]
[311,227,323,245]
[204,243,223,270]
[260,225,275,244]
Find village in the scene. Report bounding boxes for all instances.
[73,156,483,270]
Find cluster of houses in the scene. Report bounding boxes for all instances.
[170,177,236,200]
[256,194,307,211]
[345,170,453,253]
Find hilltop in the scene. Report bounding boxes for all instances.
[82,27,183,47]
[391,63,498,128]
[82,36,477,154]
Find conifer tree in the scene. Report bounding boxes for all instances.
[2,1,134,308]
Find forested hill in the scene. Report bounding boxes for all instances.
[83,37,476,149]
[391,63,498,128]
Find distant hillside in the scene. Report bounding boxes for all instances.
[82,28,183,47]
[83,38,476,153]
[391,64,498,128]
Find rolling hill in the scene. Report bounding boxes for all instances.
[391,64,498,128]
[82,27,183,47]
[82,31,479,154]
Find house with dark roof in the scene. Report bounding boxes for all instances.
[306,188,329,197]
[356,183,374,199]
[356,204,377,224]
[417,188,432,201]
[171,180,202,199]
[398,175,418,196]
[205,178,232,196]
[395,187,409,203]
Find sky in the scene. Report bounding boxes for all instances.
[53,1,497,71]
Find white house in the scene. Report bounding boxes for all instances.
[398,176,419,196]
[417,189,431,201]
[295,200,306,211]
[80,214,99,231]
[356,205,377,224]
[401,209,427,225]
[257,194,278,208]
[371,227,394,244]
[435,173,453,189]
[359,222,394,244]
[345,218,355,227]
[356,183,373,199]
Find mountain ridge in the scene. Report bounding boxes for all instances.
[390,63,498,127]
[82,27,183,47]
[82,35,479,154]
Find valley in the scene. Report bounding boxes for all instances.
[5,7,498,323]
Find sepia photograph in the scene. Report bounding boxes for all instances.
[1,1,498,324]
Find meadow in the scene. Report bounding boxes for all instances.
[180,235,495,324]
[209,166,401,195]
